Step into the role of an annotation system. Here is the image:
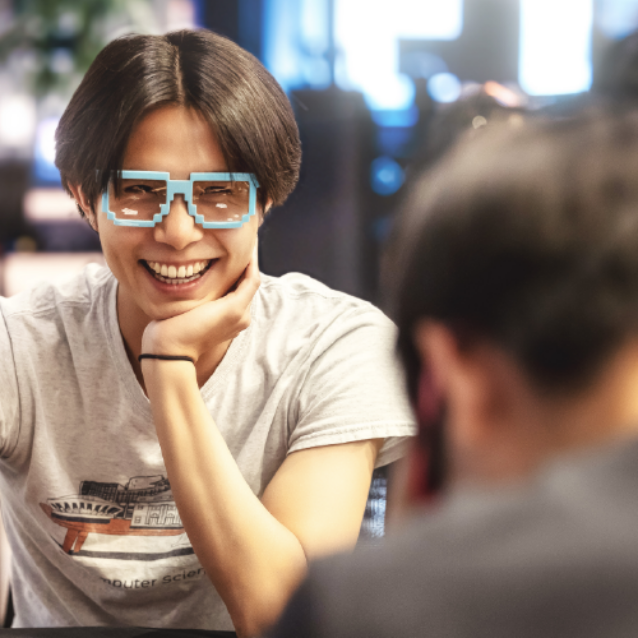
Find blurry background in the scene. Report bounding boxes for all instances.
[0,0,633,302]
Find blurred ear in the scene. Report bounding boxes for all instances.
[68,183,98,232]
[414,321,541,485]
[413,321,493,451]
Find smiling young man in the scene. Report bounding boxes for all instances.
[74,105,261,388]
[0,30,414,636]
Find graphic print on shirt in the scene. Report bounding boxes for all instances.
[40,475,194,560]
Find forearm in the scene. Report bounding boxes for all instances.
[143,360,307,637]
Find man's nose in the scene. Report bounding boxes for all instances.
[153,194,203,249]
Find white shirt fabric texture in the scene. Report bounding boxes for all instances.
[0,264,415,630]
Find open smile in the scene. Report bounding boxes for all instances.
[141,259,216,285]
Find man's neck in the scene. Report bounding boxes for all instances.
[452,339,638,487]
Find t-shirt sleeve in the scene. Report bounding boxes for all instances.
[288,305,416,467]
[0,302,20,458]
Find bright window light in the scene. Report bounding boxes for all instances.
[0,95,36,148]
[36,118,58,166]
[263,0,463,109]
[335,0,463,110]
[519,0,593,96]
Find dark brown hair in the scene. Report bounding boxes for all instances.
[387,108,638,401]
[55,29,301,216]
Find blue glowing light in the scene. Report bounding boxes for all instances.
[597,0,638,39]
[370,105,419,128]
[427,72,462,103]
[371,156,405,196]
[34,117,61,184]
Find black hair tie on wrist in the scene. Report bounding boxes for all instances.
[138,354,195,364]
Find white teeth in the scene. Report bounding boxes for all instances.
[147,260,210,282]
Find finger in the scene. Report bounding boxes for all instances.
[230,266,260,307]
[230,248,260,302]
[207,260,259,319]
[246,246,260,283]
[244,239,259,278]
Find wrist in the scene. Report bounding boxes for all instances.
[140,353,199,390]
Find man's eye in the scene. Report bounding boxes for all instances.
[124,185,164,196]
[198,187,232,196]
[125,184,151,194]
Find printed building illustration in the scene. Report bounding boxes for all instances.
[40,475,185,555]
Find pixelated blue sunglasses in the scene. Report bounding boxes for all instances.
[101,170,260,229]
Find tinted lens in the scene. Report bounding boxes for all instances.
[108,179,167,221]
[192,180,250,223]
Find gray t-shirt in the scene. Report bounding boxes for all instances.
[270,437,638,638]
[0,265,415,629]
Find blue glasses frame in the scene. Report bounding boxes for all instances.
[101,170,260,229]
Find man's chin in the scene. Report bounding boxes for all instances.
[146,293,225,322]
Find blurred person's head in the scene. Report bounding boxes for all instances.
[387,109,638,498]
[593,30,638,101]
[410,82,526,175]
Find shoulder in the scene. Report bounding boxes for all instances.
[252,272,400,387]
[0,263,115,321]
[249,274,414,463]
[255,272,395,334]
[257,272,377,308]
[276,441,638,637]
[0,264,116,346]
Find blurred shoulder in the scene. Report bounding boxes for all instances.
[278,439,638,638]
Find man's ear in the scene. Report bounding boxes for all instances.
[258,198,273,227]
[413,321,494,450]
[68,183,98,232]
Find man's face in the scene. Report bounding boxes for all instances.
[92,105,261,324]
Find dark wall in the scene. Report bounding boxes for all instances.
[259,88,375,298]
[200,0,263,58]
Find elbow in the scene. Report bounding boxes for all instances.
[226,543,309,636]
[232,609,280,638]
[230,572,307,637]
